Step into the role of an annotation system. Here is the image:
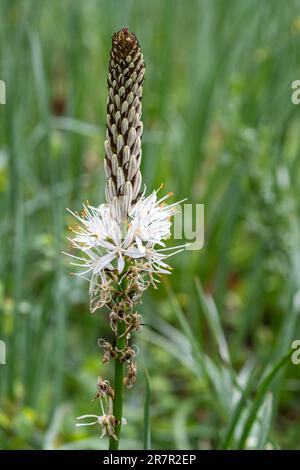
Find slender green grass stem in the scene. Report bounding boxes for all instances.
[109,319,126,450]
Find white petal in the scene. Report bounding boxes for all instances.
[117,254,125,274]
[76,421,98,427]
[135,236,145,254]
[77,414,100,420]
[125,248,144,259]
[94,251,117,273]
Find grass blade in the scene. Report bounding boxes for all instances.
[237,351,292,449]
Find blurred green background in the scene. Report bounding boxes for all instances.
[1,0,300,450]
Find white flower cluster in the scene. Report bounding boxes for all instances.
[65,188,185,312]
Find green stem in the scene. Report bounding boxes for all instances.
[109,319,126,450]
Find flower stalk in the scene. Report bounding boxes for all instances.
[65,27,186,450]
[109,319,126,450]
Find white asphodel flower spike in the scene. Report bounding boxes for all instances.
[66,27,189,448]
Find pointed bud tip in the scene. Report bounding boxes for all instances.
[112,28,138,54]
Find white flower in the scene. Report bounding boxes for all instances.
[65,188,187,311]
[128,188,178,250]
[76,413,126,440]
[65,204,128,276]
[67,204,121,251]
